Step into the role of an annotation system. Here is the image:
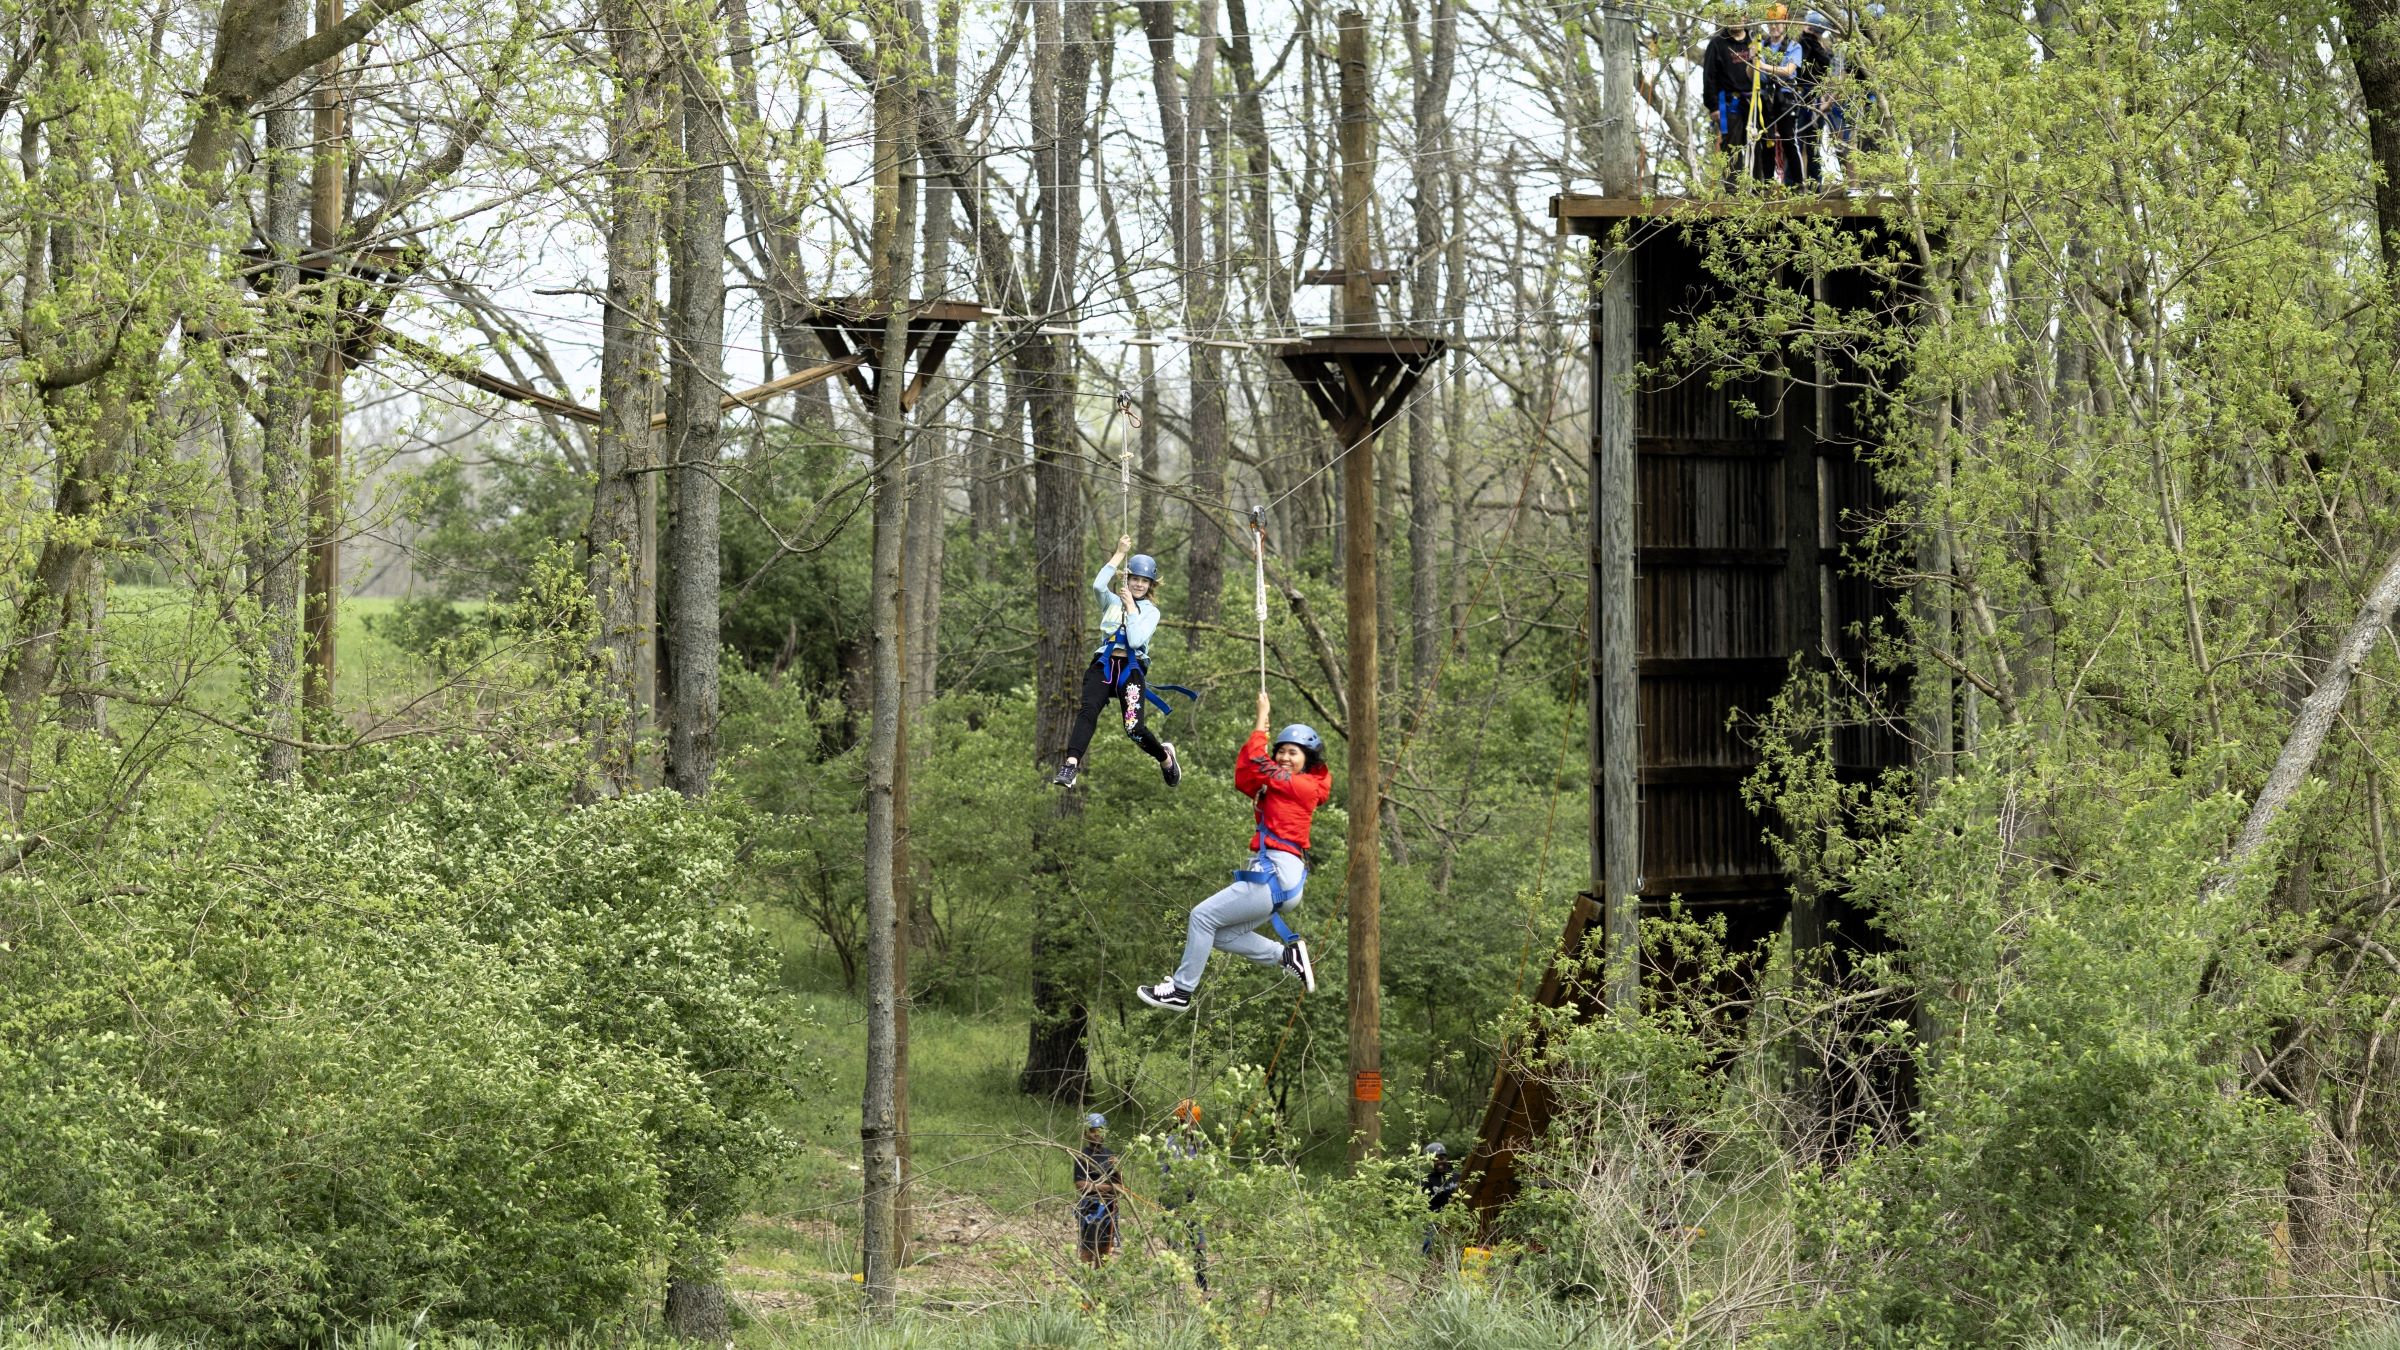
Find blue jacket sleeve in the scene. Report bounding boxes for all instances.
[1093,562,1119,605]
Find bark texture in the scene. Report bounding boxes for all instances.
[1020,0,1097,1101]
[1404,0,1453,697]
[664,50,728,804]
[250,0,311,784]
[587,0,669,794]
[860,7,919,1312]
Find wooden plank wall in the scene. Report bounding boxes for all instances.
[1463,214,1912,1223]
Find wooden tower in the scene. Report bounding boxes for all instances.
[1462,195,1919,1217]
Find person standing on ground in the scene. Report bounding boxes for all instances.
[1422,1141,1460,1255]
[1137,692,1328,1010]
[1072,1112,1122,1266]
[1052,535,1180,791]
[1162,1099,1209,1291]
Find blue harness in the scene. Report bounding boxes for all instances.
[1235,819,1310,946]
[1095,623,1198,720]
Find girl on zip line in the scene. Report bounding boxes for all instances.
[1138,690,1328,1011]
[1052,534,1182,790]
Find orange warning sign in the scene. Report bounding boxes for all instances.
[1353,1071,1384,1102]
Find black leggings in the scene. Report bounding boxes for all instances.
[1065,658,1168,763]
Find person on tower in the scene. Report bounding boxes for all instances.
[1052,534,1181,790]
[1701,16,1765,185]
[1756,4,1807,185]
[1137,691,1329,1011]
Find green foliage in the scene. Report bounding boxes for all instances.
[363,595,500,672]
[400,452,594,604]
[0,747,809,1342]
[1756,752,2307,1346]
[714,431,874,689]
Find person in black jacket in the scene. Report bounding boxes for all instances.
[1700,21,1765,185]
[1072,1113,1122,1266]
[1421,1141,1461,1255]
[1791,13,1838,184]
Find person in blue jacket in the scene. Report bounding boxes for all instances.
[1051,534,1180,790]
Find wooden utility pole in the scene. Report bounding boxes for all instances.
[1335,8,1383,1160]
[1594,0,1641,1009]
[304,0,344,719]
[1273,7,1441,1164]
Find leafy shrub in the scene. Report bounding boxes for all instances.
[365,595,499,671]
[1768,758,2306,1347]
[0,747,806,1342]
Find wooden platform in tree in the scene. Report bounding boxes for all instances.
[1274,335,1447,442]
[799,298,992,413]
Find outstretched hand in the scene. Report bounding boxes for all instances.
[1110,534,1132,565]
[1256,690,1273,731]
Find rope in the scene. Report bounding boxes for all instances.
[1115,386,1137,539]
[1746,30,1765,179]
[1251,507,1269,699]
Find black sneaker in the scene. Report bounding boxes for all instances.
[1137,980,1193,1011]
[1281,939,1316,994]
[1161,743,1181,788]
[1051,759,1079,788]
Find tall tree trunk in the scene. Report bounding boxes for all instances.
[303,0,345,727]
[663,26,727,805]
[904,0,957,715]
[588,0,669,795]
[1403,0,1452,702]
[968,320,998,567]
[1332,6,1384,1162]
[1187,0,1227,637]
[2349,0,2400,275]
[860,2,918,1312]
[253,0,310,784]
[1021,0,1097,1101]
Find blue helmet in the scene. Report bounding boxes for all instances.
[1084,1112,1108,1130]
[1273,724,1323,755]
[1124,554,1160,581]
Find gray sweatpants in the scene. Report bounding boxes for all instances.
[1173,848,1306,992]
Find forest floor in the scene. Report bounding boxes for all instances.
[727,979,1174,1342]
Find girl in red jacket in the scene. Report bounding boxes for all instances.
[1139,691,1329,1011]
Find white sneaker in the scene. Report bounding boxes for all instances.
[1137,979,1193,1011]
[1281,939,1316,994]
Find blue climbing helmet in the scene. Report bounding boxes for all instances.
[1084,1112,1108,1131]
[1273,724,1323,755]
[1124,554,1160,581]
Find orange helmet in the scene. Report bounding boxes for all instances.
[1173,1099,1202,1125]
[1764,3,1789,16]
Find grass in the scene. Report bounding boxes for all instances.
[736,987,1088,1299]
[102,586,444,721]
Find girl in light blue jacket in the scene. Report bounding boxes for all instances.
[1051,534,1180,790]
